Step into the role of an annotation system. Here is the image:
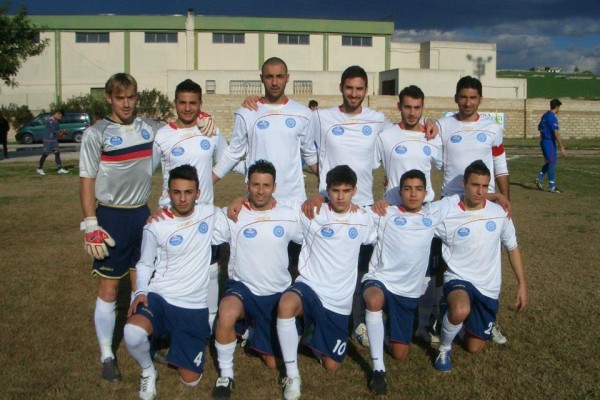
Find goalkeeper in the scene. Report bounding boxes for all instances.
[36,109,70,175]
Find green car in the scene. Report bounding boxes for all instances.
[16,112,92,144]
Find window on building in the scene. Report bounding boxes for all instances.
[76,32,110,43]
[144,32,178,43]
[205,80,216,95]
[293,80,313,95]
[278,34,309,45]
[229,80,262,95]
[213,33,245,44]
[341,35,372,47]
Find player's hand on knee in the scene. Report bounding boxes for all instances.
[128,292,148,317]
[81,217,115,260]
[197,111,216,137]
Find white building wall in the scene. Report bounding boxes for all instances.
[263,34,323,71]
[327,35,386,73]
[197,32,259,70]
[389,42,420,69]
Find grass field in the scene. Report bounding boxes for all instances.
[0,146,599,399]
[497,70,600,100]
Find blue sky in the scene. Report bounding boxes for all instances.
[9,0,600,72]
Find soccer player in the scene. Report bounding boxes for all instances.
[37,109,69,175]
[124,165,228,399]
[212,160,302,400]
[534,98,566,193]
[276,165,377,400]
[433,160,527,373]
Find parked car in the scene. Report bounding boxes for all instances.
[15,112,91,144]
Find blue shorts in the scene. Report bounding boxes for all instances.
[134,292,210,374]
[43,139,60,153]
[443,279,499,340]
[224,279,281,357]
[286,282,349,363]
[540,139,557,165]
[92,204,149,278]
[363,280,417,345]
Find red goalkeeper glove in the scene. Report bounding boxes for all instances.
[81,217,116,260]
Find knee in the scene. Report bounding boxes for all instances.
[323,359,341,372]
[278,294,300,318]
[448,305,470,324]
[124,323,148,347]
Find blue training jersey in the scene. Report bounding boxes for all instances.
[538,111,559,141]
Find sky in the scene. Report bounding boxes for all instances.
[8,0,600,73]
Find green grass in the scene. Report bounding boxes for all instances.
[497,70,600,99]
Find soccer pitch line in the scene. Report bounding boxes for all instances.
[507,154,600,175]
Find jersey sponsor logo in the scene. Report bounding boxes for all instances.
[257,120,270,130]
[169,235,184,246]
[320,226,335,237]
[198,221,209,234]
[450,135,462,143]
[201,139,211,150]
[171,146,185,156]
[332,127,345,136]
[422,217,432,227]
[141,129,151,140]
[394,145,407,155]
[109,136,123,146]
[477,132,487,142]
[423,145,432,156]
[393,216,407,226]
[486,221,497,231]
[243,228,258,238]
[457,227,470,237]
[273,225,285,237]
[362,126,372,136]
[285,118,296,128]
[348,227,358,239]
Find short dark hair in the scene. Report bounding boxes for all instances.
[340,65,368,87]
[262,57,288,74]
[308,100,318,109]
[550,98,562,109]
[326,165,357,189]
[247,159,276,182]
[168,164,199,189]
[398,85,425,103]
[53,109,65,116]
[400,169,427,188]
[175,79,202,101]
[463,160,490,181]
[455,76,482,96]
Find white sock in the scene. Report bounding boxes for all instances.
[95,297,116,361]
[208,262,219,332]
[418,279,435,328]
[440,313,462,350]
[365,310,385,372]
[215,340,237,379]
[124,324,156,376]
[277,317,299,377]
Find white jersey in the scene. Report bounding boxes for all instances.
[435,198,518,299]
[79,117,162,207]
[153,123,227,206]
[376,123,443,204]
[364,196,456,298]
[213,98,317,204]
[220,204,303,296]
[295,204,377,315]
[437,114,508,197]
[314,106,391,206]
[135,204,229,309]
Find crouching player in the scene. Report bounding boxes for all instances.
[276,165,377,400]
[212,160,303,399]
[124,165,228,400]
[434,160,527,372]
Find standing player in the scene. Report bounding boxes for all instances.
[534,98,566,193]
[37,109,70,175]
[433,160,527,373]
[124,165,228,399]
[276,165,377,400]
[212,160,302,400]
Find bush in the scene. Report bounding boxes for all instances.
[49,95,110,121]
[0,103,34,129]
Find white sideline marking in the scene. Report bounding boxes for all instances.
[507,154,600,175]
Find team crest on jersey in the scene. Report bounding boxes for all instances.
[422,218,432,227]
[450,135,462,143]
[201,139,211,150]
[423,146,432,156]
[332,127,345,136]
[320,227,335,237]
[273,225,285,237]
[393,216,407,226]
[243,228,258,238]
[257,121,270,130]
[477,132,487,142]
[394,145,407,155]
[198,222,209,234]
[109,136,123,146]
[171,146,185,156]
[285,118,296,128]
[486,221,497,231]
[362,126,372,136]
[169,235,184,246]
[457,227,470,237]
[141,129,151,140]
[348,227,358,239]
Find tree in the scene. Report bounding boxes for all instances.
[0,3,49,87]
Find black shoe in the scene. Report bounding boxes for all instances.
[369,370,387,395]
[101,357,122,383]
[212,376,234,399]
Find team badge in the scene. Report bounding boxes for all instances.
[423,146,431,156]
[348,227,358,239]
[169,235,184,246]
[109,136,123,146]
[422,218,432,227]
[393,216,407,226]
[243,228,257,238]
[273,225,285,237]
[362,126,372,136]
[285,118,296,128]
[321,227,334,237]
[477,132,487,142]
[457,227,470,237]
[201,139,211,150]
[486,221,497,231]
[450,135,462,143]
[257,121,269,129]
[332,127,345,136]
[171,146,184,156]
[394,145,407,155]
[141,129,150,140]
[198,222,209,234]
